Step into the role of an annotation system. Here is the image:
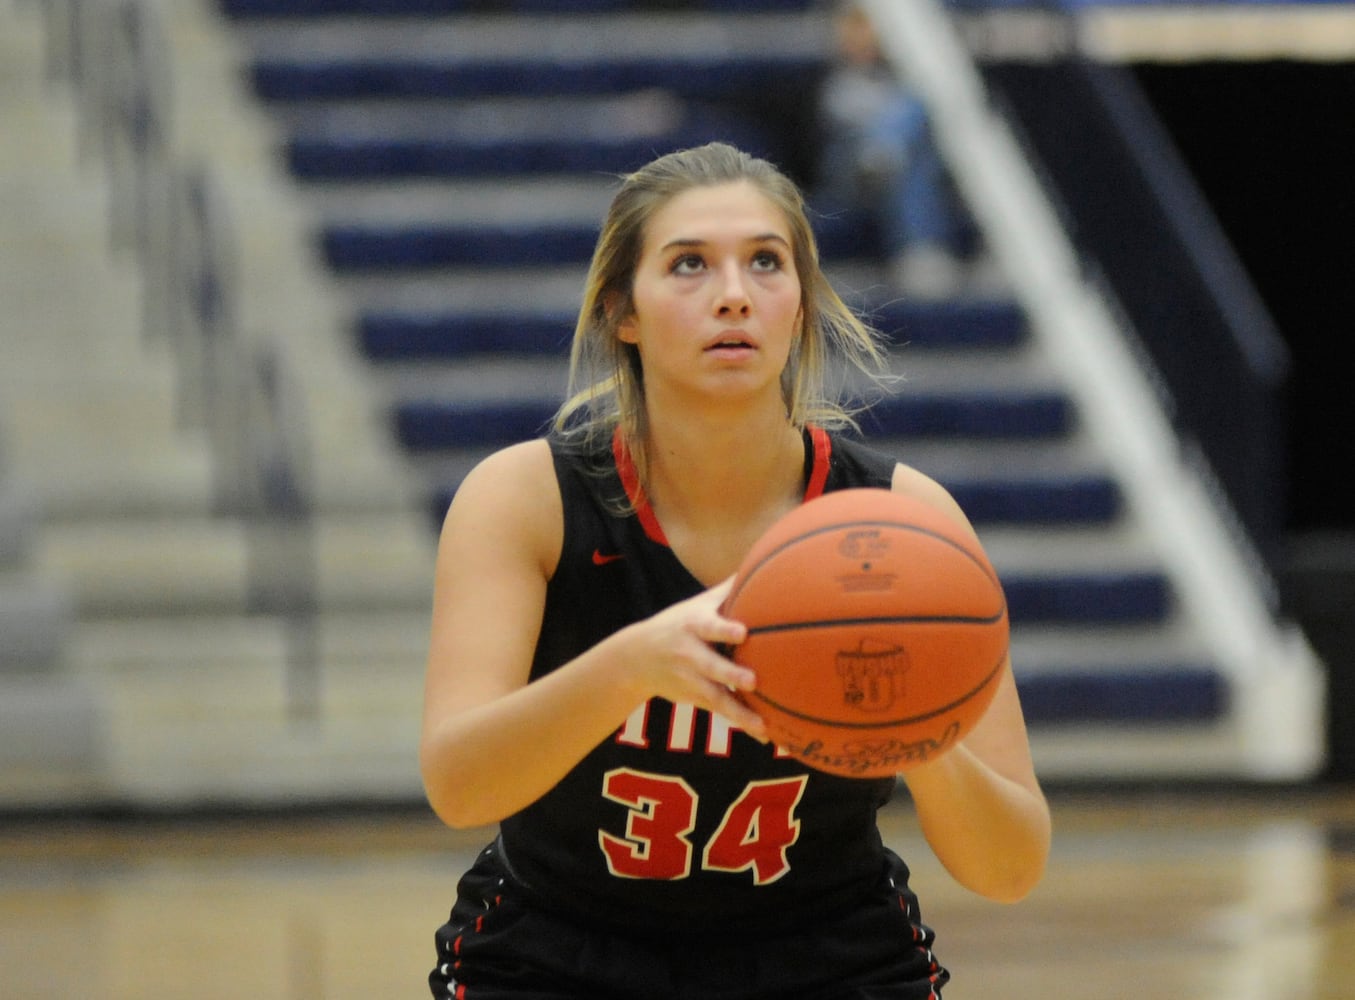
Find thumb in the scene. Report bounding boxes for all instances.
[708,574,738,610]
[703,576,747,646]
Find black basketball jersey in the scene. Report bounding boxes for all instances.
[498,426,905,936]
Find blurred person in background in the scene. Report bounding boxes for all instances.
[814,0,987,300]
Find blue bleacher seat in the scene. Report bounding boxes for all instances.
[946,474,1121,525]
[253,55,824,104]
[1018,666,1230,720]
[355,300,1029,362]
[323,221,601,271]
[395,390,1073,454]
[1018,667,1226,726]
[396,398,557,453]
[359,309,576,360]
[866,299,1028,350]
[426,472,1119,533]
[863,391,1072,440]
[1005,571,1171,625]
[289,114,776,182]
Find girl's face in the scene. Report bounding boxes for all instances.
[618,181,803,408]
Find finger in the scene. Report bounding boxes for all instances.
[711,689,769,743]
[707,577,749,639]
[685,595,747,647]
[707,575,737,604]
[718,657,757,693]
[697,613,747,648]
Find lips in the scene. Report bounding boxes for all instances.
[704,331,756,351]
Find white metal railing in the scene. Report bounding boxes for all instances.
[860,0,1325,779]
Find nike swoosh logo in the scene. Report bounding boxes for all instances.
[592,549,625,566]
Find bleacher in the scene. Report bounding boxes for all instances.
[0,0,1327,806]
[1,0,435,807]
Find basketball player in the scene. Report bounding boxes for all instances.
[421,142,1049,998]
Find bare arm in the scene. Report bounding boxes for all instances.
[890,463,1052,903]
[419,441,767,829]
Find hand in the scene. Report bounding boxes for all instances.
[610,577,768,742]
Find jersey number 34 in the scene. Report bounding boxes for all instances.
[598,768,808,886]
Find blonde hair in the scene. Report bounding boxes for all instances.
[552,142,891,486]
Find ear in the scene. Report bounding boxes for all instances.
[608,291,639,344]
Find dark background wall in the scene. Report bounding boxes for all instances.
[1130,60,1354,536]
[1131,59,1355,779]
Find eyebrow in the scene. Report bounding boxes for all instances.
[659,233,792,252]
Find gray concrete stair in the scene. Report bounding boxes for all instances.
[0,0,436,808]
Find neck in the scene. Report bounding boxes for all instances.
[641,401,806,525]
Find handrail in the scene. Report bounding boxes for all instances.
[38,0,320,717]
[973,41,1290,572]
[862,0,1325,779]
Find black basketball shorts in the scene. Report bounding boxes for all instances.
[429,840,949,1000]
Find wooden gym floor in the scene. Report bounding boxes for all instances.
[3,784,1354,999]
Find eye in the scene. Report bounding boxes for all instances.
[751,248,785,272]
[669,253,705,275]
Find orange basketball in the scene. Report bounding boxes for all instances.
[723,488,1008,779]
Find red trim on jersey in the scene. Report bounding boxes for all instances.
[614,425,833,547]
[613,428,668,545]
[805,424,832,500]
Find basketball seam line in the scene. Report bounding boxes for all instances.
[749,654,1008,730]
[745,610,1007,635]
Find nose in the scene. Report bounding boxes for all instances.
[714,260,751,317]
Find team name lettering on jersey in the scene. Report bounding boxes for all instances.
[616,701,794,759]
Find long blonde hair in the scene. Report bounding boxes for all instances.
[553,142,891,487]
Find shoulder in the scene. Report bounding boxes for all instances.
[452,439,557,509]
[889,462,980,538]
[820,431,979,537]
[438,439,562,575]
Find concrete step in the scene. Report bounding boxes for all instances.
[100,707,425,806]
[0,4,47,91]
[299,173,620,226]
[0,670,104,806]
[21,444,216,523]
[0,567,74,668]
[3,604,432,807]
[979,519,1161,576]
[0,0,444,811]
[0,93,84,175]
[0,476,39,566]
[0,181,141,354]
[37,511,432,617]
[68,609,430,805]
[1,346,422,520]
[72,609,429,683]
[38,515,251,616]
[1010,617,1212,674]
[0,366,214,515]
